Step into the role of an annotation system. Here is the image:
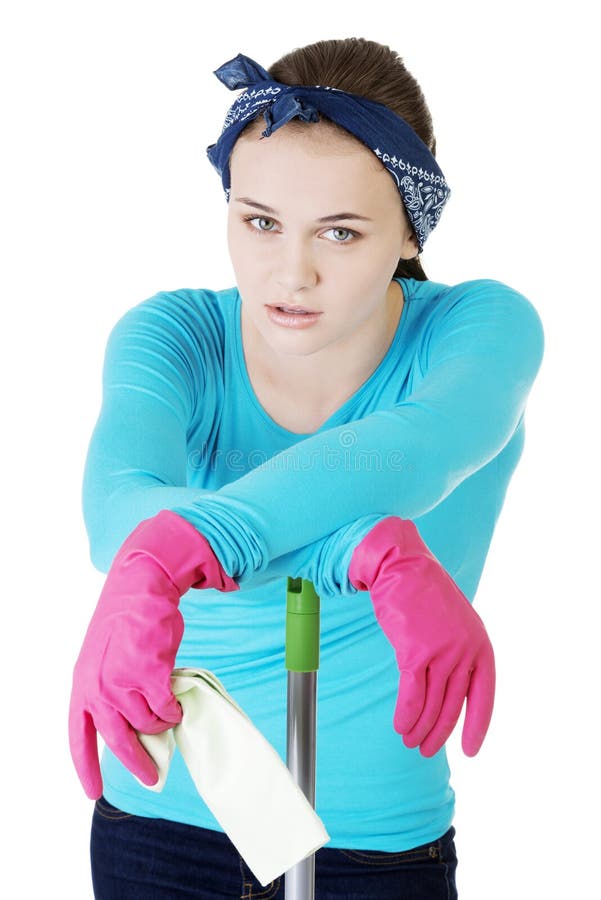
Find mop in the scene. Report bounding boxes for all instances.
[284,576,320,900]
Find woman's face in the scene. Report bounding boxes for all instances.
[226,121,418,360]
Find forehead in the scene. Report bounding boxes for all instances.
[229,121,389,199]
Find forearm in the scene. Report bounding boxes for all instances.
[84,482,214,573]
[167,424,423,581]
[86,469,383,597]
[237,513,387,596]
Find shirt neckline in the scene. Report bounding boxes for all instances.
[232,277,413,438]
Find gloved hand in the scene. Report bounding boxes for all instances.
[348,517,495,757]
[69,509,239,799]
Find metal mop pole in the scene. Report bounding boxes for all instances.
[284,577,320,900]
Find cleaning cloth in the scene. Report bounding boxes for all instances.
[136,667,330,886]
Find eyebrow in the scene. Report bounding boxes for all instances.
[234,196,374,223]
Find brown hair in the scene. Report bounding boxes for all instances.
[236,38,438,282]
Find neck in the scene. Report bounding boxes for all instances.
[241,280,404,410]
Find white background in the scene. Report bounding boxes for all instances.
[2,1,598,897]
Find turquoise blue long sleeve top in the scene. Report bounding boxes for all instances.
[82,275,545,851]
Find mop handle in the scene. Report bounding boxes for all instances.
[285,577,320,672]
[285,577,320,900]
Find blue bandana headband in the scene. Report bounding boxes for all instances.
[206,53,451,253]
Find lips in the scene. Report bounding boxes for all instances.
[267,304,321,314]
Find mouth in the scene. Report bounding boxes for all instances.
[266,303,321,315]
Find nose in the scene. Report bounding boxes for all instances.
[275,237,317,293]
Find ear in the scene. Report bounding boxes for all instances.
[399,229,419,260]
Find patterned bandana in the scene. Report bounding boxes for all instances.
[206,53,451,252]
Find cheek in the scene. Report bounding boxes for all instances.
[229,236,273,274]
[227,237,262,280]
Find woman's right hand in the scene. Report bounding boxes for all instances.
[68,510,239,799]
[348,516,495,757]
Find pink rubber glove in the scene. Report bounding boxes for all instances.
[349,517,495,757]
[69,509,239,799]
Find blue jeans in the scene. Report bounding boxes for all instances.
[90,796,458,899]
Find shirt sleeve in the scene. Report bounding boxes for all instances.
[81,293,216,572]
[167,279,545,581]
[81,289,337,585]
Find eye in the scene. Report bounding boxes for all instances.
[243,215,277,234]
[241,215,359,244]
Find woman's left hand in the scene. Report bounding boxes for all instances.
[348,516,496,757]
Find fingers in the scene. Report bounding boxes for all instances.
[393,665,427,734]
[116,688,182,734]
[462,643,496,756]
[68,705,103,800]
[417,664,473,757]
[394,649,495,758]
[69,687,180,799]
[99,706,162,786]
[401,660,466,756]
[70,699,160,792]
[145,688,183,728]
[401,664,443,750]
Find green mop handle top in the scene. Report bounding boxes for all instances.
[285,577,320,672]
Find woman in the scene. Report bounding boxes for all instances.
[70,37,545,898]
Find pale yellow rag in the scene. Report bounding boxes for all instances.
[135,667,330,887]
